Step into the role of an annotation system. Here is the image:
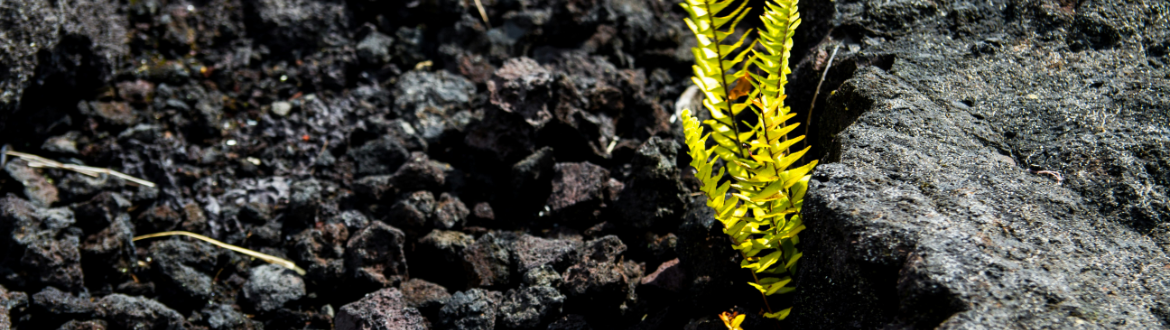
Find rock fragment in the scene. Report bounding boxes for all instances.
[243,264,306,313]
[335,288,428,330]
[346,221,409,289]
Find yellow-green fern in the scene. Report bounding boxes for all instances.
[680,0,815,320]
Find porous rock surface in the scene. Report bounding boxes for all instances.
[787,0,1170,328]
[0,0,1165,328]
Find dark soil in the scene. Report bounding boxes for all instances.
[0,0,1167,329]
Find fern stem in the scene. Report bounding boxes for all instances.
[699,0,750,160]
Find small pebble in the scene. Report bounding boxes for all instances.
[272,101,292,116]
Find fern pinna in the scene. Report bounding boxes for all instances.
[679,0,816,320]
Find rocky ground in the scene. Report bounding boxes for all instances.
[0,0,1167,329]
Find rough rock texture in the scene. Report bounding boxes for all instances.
[348,135,411,176]
[433,193,470,230]
[335,288,428,330]
[513,234,581,273]
[788,0,1170,327]
[561,235,642,322]
[392,70,477,142]
[346,221,409,289]
[488,57,555,128]
[0,196,83,290]
[0,285,29,329]
[399,278,451,310]
[546,162,615,224]
[0,0,1164,327]
[498,285,566,329]
[202,303,257,330]
[462,232,515,288]
[412,230,475,290]
[0,0,127,130]
[615,137,687,229]
[95,294,186,330]
[438,288,502,330]
[4,160,59,207]
[32,286,97,320]
[246,0,350,55]
[289,224,348,289]
[242,264,306,313]
[147,239,221,310]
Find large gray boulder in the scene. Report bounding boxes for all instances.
[788,0,1170,327]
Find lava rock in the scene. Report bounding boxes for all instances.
[391,26,428,68]
[513,234,580,273]
[523,265,563,288]
[56,320,108,330]
[246,0,350,55]
[78,101,138,126]
[789,31,1170,326]
[147,239,222,309]
[333,210,372,234]
[464,106,538,164]
[438,288,502,330]
[462,231,515,288]
[488,57,554,128]
[357,30,395,66]
[75,192,136,282]
[546,162,612,224]
[413,230,474,289]
[507,146,556,218]
[348,135,411,176]
[547,314,592,330]
[0,0,58,114]
[21,237,84,290]
[96,294,186,330]
[290,224,348,284]
[32,286,98,320]
[4,159,59,207]
[335,288,428,330]
[615,137,688,229]
[71,192,130,233]
[498,286,565,329]
[135,203,182,234]
[0,196,83,289]
[0,0,126,135]
[41,131,81,154]
[346,221,409,289]
[561,235,642,316]
[392,70,476,142]
[471,202,495,222]
[354,175,397,203]
[202,303,258,330]
[399,278,451,310]
[393,152,452,192]
[675,196,739,312]
[243,264,306,313]
[433,193,469,230]
[0,284,27,328]
[289,179,325,226]
[390,191,435,230]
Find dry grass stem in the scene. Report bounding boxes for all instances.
[473,0,491,28]
[806,43,841,142]
[134,230,307,275]
[3,149,156,188]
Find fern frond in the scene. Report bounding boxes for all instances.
[681,0,816,321]
[681,0,757,160]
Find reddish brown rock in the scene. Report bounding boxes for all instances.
[335,288,428,330]
[346,221,409,289]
